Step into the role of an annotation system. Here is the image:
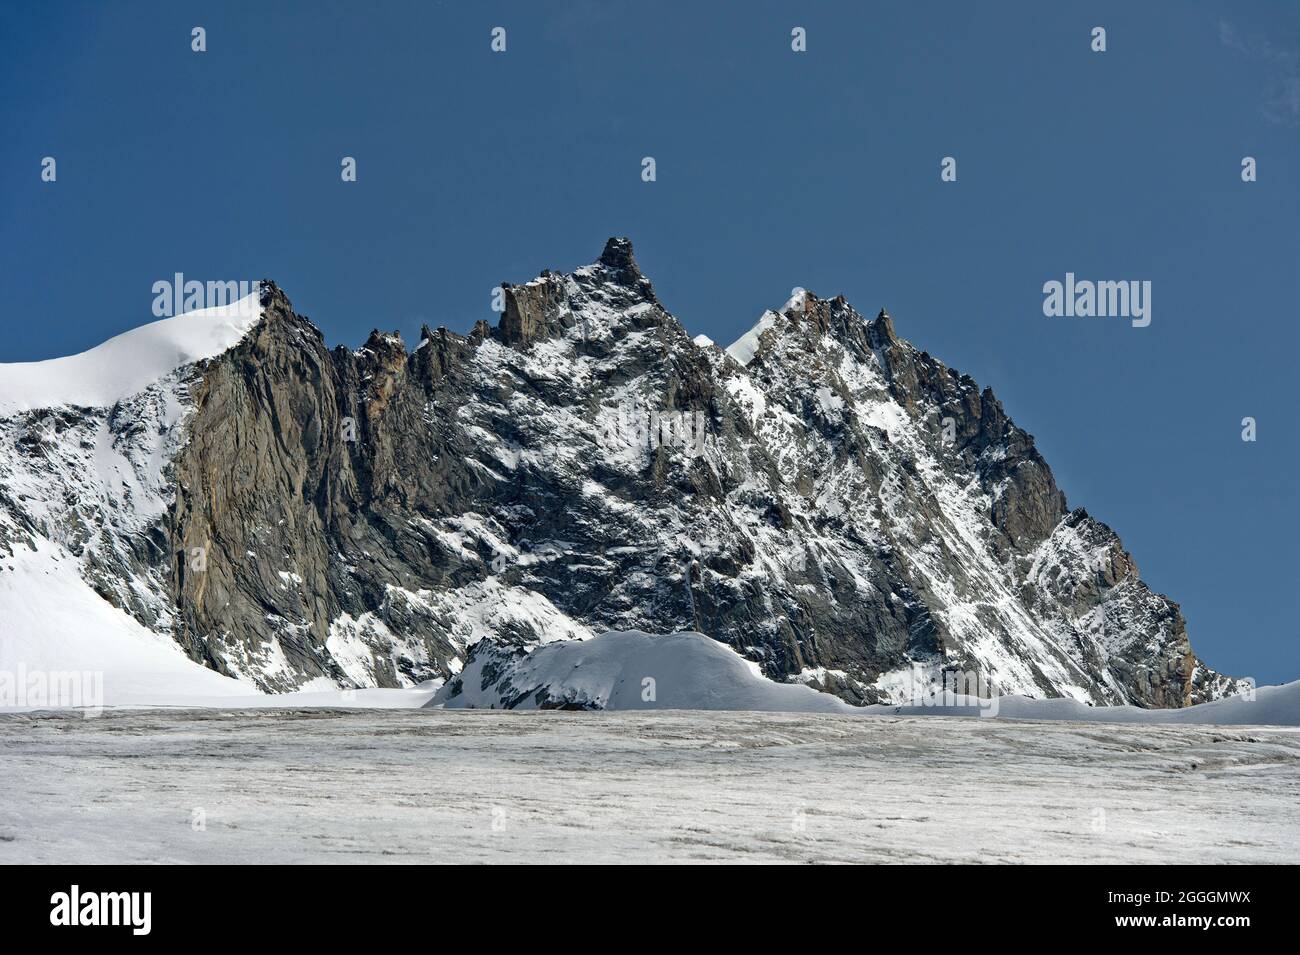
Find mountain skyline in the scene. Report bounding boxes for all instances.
[0,237,1259,706]
[3,2,1297,687]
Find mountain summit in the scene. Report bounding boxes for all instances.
[0,240,1242,706]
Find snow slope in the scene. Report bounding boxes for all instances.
[0,290,261,414]
[0,541,256,707]
[0,539,442,711]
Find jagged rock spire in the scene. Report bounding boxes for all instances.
[868,307,897,347]
[597,237,657,302]
[259,279,294,313]
[598,236,640,276]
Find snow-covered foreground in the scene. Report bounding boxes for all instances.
[1,708,1297,864]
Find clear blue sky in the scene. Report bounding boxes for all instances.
[2,1,1297,684]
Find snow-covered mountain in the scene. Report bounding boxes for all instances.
[0,239,1245,707]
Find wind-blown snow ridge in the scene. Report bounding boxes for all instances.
[0,291,262,414]
[725,310,777,366]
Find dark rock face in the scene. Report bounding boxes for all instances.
[164,284,491,688]
[0,238,1244,706]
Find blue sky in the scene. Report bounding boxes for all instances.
[2,1,1297,684]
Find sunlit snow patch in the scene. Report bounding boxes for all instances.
[0,290,262,414]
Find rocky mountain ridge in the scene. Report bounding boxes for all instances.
[0,238,1242,706]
